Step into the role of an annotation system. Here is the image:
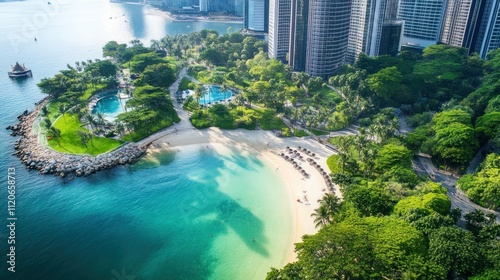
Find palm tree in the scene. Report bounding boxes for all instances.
[48,127,62,145]
[77,131,91,147]
[335,136,351,174]
[84,114,97,130]
[321,193,341,216]
[43,118,52,130]
[115,121,125,137]
[194,84,204,105]
[220,83,228,101]
[96,112,106,126]
[311,205,331,228]
[58,104,67,122]
[41,106,50,117]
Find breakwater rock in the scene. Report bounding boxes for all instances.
[8,99,149,177]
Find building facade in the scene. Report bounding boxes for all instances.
[288,0,309,71]
[346,0,388,63]
[244,0,269,32]
[305,0,351,78]
[397,0,446,49]
[441,0,476,47]
[471,0,500,57]
[379,20,404,55]
[268,0,292,61]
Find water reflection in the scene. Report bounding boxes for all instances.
[120,3,146,38]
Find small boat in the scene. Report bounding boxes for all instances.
[8,62,32,78]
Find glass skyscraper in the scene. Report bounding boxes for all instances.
[305,0,352,78]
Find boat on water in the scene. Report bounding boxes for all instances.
[8,62,32,78]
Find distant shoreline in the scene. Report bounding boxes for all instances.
[145,8,244,24]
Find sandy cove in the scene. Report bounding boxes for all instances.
[144,127,341,263]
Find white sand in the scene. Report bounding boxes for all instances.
[145,127,340,263]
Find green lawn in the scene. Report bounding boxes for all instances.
[178,77,196,91]
[316,86,343,104]
[48,113,122,156]
[121,118,175,142]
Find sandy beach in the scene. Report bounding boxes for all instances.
[144,126,340,263]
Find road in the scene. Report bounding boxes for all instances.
[413,156,500,224]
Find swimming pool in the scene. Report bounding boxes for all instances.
[199,85,234,105]
[92,92,129,122]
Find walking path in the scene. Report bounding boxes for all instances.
[137,66,194,148]
[413,156,500,224]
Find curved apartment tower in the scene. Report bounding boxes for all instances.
[305,0,351,78]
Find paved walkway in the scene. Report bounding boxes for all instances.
[136,66,195,148]
[413,156,500,224]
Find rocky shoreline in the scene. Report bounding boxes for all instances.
[7,98,149,178]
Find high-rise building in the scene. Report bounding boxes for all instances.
[441,0,477,47]
[199,0,208,12]
[305,0,351,78]
[346,0,387,63]
[384,0,399,19]
[440,0,500,58]
[397,0,447,49]
[244,0,269,32]
[473,0,500,58]
[268,0,292,62]
[379,20,404,55]
[288,0,309,71]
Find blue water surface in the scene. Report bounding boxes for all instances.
[0,1,293,279]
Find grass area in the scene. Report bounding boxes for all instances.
[316,86,343,104]
[121,118,175,142]
[327,154,342,173]
[48,114,122,156]
[178,77,196,91]
[309,128,330,136]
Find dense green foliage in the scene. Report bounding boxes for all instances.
[459,153,500,209]
[178,77,196,91]
[270,131,499,278]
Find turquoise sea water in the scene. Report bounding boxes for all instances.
[0,1,293,279]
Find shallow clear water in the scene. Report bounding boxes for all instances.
[0,1,293,279]
[199,85,234,105]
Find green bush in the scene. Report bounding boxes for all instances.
[178,77,196,91]
[105,131,116,138]
[281,127,292,137]
[258,109,288,130]
[189,110,211,129]
[327,154,342,174]
[208,104,236,129]
[188,65,207,77]
[294,129,309,137]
